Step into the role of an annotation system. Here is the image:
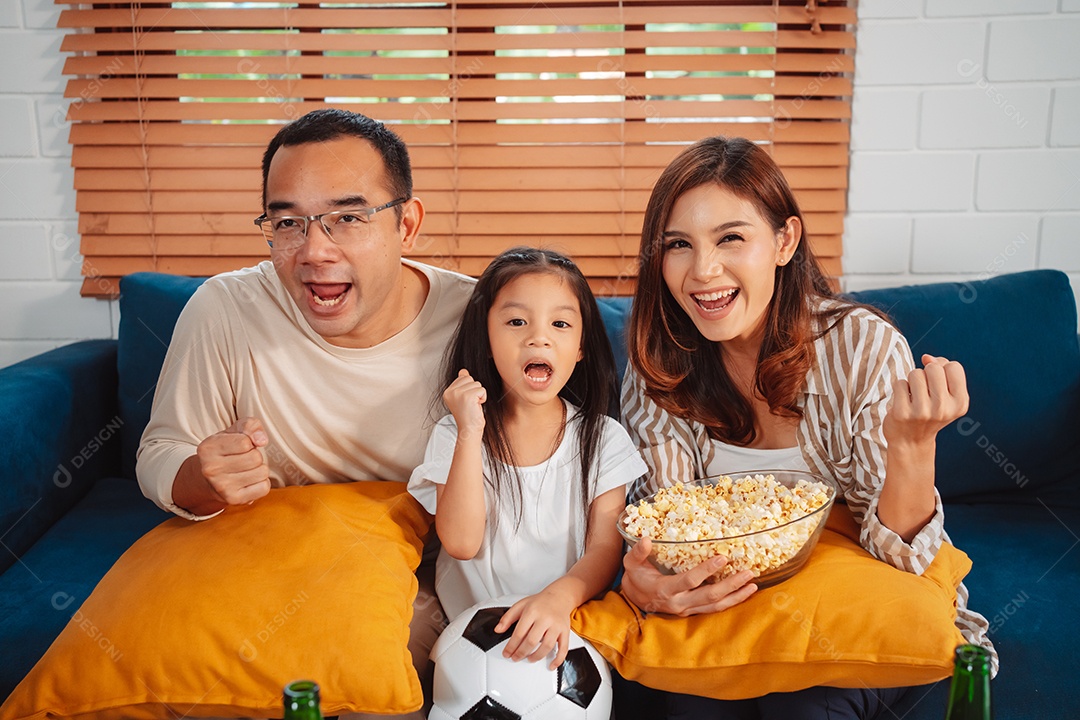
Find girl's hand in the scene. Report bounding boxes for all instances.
[443,368,487,436]
[495,590,576,670]
[884,354,969,448]
[621,536,757,616]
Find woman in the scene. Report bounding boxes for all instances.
[619,136,995,719]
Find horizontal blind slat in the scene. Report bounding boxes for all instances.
[61,52,854,78]
[60,28,853,53]
[63,75,852,99]
[75,188,846,214]
[57,6,854,29]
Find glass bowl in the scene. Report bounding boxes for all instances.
[618,469,838,590]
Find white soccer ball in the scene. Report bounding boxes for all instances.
[429,595,613,720]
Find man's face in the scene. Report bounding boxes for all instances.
[264,136,421,348]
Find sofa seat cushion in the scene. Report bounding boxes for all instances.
[944,502,1079,719]
[888,500,1080,720]
[0,477,168,700]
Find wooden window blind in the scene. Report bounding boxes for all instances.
[57,0,856,298]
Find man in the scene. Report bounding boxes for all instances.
[137,109,476,717]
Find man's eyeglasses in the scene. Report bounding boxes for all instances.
[254,197,408,249]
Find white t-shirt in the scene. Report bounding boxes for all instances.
[137,259,476,519]
[408,400,648,619]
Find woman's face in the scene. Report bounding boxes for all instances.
[660,183,800,349]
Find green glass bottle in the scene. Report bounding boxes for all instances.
[944,644,992,720]
[283,679,323,720]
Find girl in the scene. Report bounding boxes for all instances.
[619,137,996,719]
[408,247,647,669]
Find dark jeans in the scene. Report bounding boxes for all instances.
[665,685,914,720]
[617,677,911,720]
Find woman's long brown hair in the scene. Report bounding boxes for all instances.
[629,136,855,445]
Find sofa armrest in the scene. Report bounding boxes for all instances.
[0,340,122,575]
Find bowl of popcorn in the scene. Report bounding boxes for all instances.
[618,470,837,589]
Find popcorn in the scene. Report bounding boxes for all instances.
[620,473,833,582]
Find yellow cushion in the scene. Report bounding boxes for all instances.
[571,506,971,698]
[0,482,430,720]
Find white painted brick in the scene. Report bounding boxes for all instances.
[848,153,975,212]
[1050,87,1080,147]
[0,2,20,28]
[21,0,61,31]
[976,151,1080,211]
[988,18,1080,81]
[0,31,66,94]
[857,0,921,19]
[36,97,73,158]
[0,341,65,370]
[1064,0,1080,12]
[0,225,52,280]
[1040,214,1080,270]
[851,89,919,151]
[843,215,912,273]
[0,282,111,340]
[46,221,82,281]
[842,275,924,294]
[927,0,1055,16]
[912,214,1037,273]
[0,160,75,220]
[855,21,985,86]
[920,87,1050,149]
[109,298,119,339]
[0,99,36,157]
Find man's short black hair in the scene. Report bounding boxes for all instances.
[260,108,413,211]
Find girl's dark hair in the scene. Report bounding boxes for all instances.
[630,136,875,445]
[444,247,619,538]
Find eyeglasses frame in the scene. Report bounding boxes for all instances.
[254,197,409,248]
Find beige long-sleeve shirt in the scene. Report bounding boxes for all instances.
[136,259,476,520]
[621,300,997,671]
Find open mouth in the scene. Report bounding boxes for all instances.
[692,288,738,313]
[307,283,351,308]
[523,361,554,386]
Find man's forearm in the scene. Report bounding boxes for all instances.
[172,455,227,517]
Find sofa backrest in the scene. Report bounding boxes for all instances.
[597,296,632,380]
[117,269,1080,502]
[117,273,208,480]
[116,273,634,481]
[848,269,1080,500]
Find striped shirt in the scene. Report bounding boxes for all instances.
[620,299,997,672]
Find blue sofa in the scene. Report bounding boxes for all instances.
[2,269,1078,719]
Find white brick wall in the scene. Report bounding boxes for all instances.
[0,0,112,368]
[1052,87,1080,146]
[844,2,1080,325]
[1,1,1078,369]
[926,0,1056,16]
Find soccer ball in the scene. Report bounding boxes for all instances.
[429,595,613,720]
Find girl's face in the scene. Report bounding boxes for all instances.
[487,272,584,411]
[661,183,800,350]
